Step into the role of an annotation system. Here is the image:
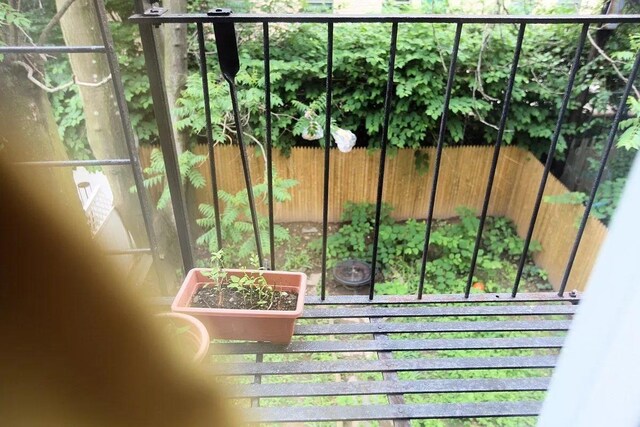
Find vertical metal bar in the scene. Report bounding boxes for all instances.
[558,50,640,296]
[369,22,399,300]
[417,23,463,300]
[320,23,334,301]
[228,83,265,267]
[135,0,195,274]
[197,23,223,253]
[263,22,276,270]
[95,0,168,293]
[511,23,589,297]
[213,21,264,267]
[251,353,263,408]
[464,23,526,298]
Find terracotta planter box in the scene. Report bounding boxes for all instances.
[172,268,307,344]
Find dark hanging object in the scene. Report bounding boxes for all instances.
[212,12,239,82]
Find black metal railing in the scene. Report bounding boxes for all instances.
[130,7,640,299]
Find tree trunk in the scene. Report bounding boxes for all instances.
[56,0,147,242]
[55,0,182,287]
[161,0,202,242]
[162,0,189,154]
[0,62,87,230]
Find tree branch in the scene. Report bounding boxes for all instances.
[430,24,448,74]
[38,0,78,46]
[469,25,500,133]
[243,131,268,171]
[474,25,499,103]
[13,60,74,92]
[587,31,640,100]
[219,120,269,182]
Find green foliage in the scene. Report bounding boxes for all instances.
[543,191,587,206]
[543,177,627,224]
[197,172,298,264]
[132,148,207,210]
[618,97,640,151]
[201,249,227,286]
[46,61,93,161]
[310,201,424,268]
[0,3,31,62]
[8,0,637,183]
[282,236,313,273]
[0,3,30,29]
[226,272,278,309]
[175,68,275,145]
[16,6,157,158]
[110,20,158,145]
[315,203,545,295]
[420,208,541,294]
[413,150,430,175]
[591,178,627,222]
[290,95,329,139]
[201,250,283,309]
[199,18,634,159]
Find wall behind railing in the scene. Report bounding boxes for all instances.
[139,145,607,291]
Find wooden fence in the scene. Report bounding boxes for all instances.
[139,145,607,292]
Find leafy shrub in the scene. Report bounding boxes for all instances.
[310,202,399,267]
[281,236,313,273]
[174,70,273,146]
[169,15,639,162]
[132,148,207,210]
[197,173,298,264]
[316,202,544,295]
[617,97,640,151]
[543,177,627,224]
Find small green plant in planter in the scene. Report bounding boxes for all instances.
[172,251,307,344]
[194,252,295,311]
[201,250,227,285]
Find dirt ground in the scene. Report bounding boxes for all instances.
[273,222,371,297]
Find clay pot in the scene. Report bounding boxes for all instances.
[156,312,210,363]
[172,269,307,344]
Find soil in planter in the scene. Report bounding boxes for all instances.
[191,283,298,311]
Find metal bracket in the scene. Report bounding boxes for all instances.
[144,2,166,16]
[207,7,232,16]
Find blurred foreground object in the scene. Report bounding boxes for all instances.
[0,159,238,426]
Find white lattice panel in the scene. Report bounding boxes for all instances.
[85,185,113,234]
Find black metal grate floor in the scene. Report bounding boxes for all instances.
[210,292,578,425]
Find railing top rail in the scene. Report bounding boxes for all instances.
[129,13,640,24]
